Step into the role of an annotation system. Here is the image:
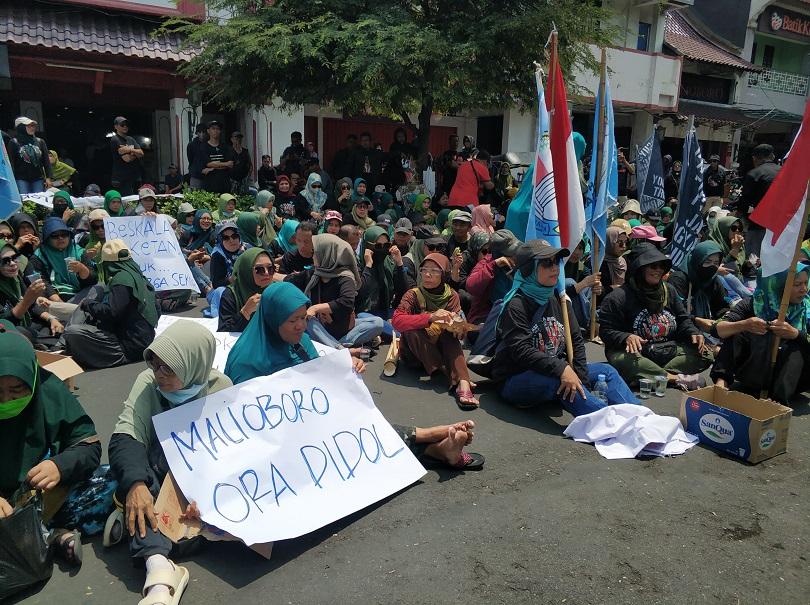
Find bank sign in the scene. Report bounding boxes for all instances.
[759,7,810,42]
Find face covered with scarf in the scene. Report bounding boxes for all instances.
[0,320,37,419]
[753,263,810,331]
[679,241,723,319]
[303,173,327,213]
[52,190,74,219]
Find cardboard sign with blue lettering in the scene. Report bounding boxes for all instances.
[104,215,199,293]
[152,349,426,545]
[679,386,791,464]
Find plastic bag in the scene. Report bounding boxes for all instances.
[0,492,53,600]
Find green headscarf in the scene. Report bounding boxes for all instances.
[0,241,28,327]
[212,194,240,222]
[276,219,299,254]
[709,216,746,266]
[99,245,158,328]
[753,263,810,331]
[363,226,394,310]
[224,282,319,384]
[436,208,452,232]
[35,217,83,297]
[441,209,460,236]
[52,190,74,211]
[405,236,428,268]
[236,212,262,248]
[417,253,454,311]
[678,240,723,319]
[228,247,270,310]
[103,190,125,217]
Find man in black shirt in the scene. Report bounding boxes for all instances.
[257,155,277,191]
[281,131,305,176]
[109,116,144,196]
[331,134,357,181]
[740,144,781,257]
[229,131,252,194]
[703,154,726,204]
[201,121,234,194]
[187,123,208,190]
[163,164,183,194]
[351,131,383,190]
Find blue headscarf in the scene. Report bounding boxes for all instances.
[186,210,214,252]
[276,219,299,254]
[501,259,555,311]
[210,221,243,281]
[224,282,319,384]
[302,173,327,213]
[753,263,810,331]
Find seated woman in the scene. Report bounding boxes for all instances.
[392,253,480,410]
[9,212,41,258]
[563,239,601,333]
[223,283,484,467]
[76,208,110,266]
[209,221,246,289]
[0,321,101,567]
[493,240,638,415]
[109,322,232,605]
[178,210,214,296]
[359,226,397,321]
[448,230,489,301]
[104,189,127,217]
[322,210,344,235]
[235,211,262,250]
[253,190,279,247]
[286,234,383,350]
[657,207,673,235]
[0,239,64,345]
[211,193,240,223]
[708,215,753,298]
[710,264,809,404]
[64,240,159,369]
[134,187,159,216]
[49,150,78,193]
[51,190,82,229]
[31,217,97,302]
[268,218,299,260]
[599,243,713,390]
[218,248,275,332]
[279,221,315,274]
[465,229,521,325]
[175,202,195,238]
[275,175,299,220]
[347,196,375,231]
[668,241,730,336]
[599,226,628,297]
[629,225,666,250]
[297,172,328,222]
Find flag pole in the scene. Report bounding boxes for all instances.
[589,48,608,341]
[546,31,575,365]
[761,182,810,399]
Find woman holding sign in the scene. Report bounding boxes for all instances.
[108,321,232,605]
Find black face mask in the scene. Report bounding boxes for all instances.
[697,264,718,282]
[395,244,410,255]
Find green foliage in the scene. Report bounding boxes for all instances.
[21,200,49,222]
[165,0,612,152]
[157,190,257,218]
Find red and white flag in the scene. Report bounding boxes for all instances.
[750,100,810,277]
[546,57,585,250]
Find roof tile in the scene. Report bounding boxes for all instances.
[665,10,760,72]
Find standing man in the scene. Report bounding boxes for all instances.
[351,131,383,190]
[331,134,357,181]
[201,120,234,194]
[703,154,726,209]
[229,131,252,194]
[281,131,305,176]
[109,116,143,197]
[186,123,208,191]
[439,134,460,195]
[741,144,780,258]
[616,147,636,205]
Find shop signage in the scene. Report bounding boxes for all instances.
[758,7,810,42]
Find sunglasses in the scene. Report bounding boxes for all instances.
[426,243,446,252]
[0,254,19,267]
[253,264,274,275]
[91,222,105,231]
[145,353,175,377]
[221,233,240,242]
[50,232,70,239]
[538,257,558,268]
[729,225,743,232]
[340,185,351,190]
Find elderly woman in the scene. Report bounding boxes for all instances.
[217,248,276,332]
[0,321,101,568]
[599,243,713,390]
[710,264,810,403]
[30,217,97,302]
[209,221,246,289]
[392,253,479,409]
[224,283,484,468]
[492,241,638,416]
[109,322,231,604]
[64,240,159,369]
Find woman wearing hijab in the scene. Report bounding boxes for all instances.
[209,221,246,289]
[348,196,375,230]
[49,150,77,191]
[668,241,730,334]
[9,212,41,258]
[298,172,328,222]
[492,240,637,416]
[268,218,299,259]
[103,190,126,217]
[275,175,298,219]
[0,220,12,241]
[470,204,495,236]
[466,229,521,325]
[211,193,240,223]
[0,320,101,568]
[31,217,96,302]
[599,243,713,390]
[707,215,754,299]
[109,322,232,604]
[392,253,479,409]
[63,240,159,369]
[178,210,214,296]
[285,234,383,350]
[657,207,673,235]
[358,226,395,319]
[78,208,110,265]
[217,247,276,332]
[175,202,195,235]
[8,117,52,194]
[235,211,262,249]
[709,264,810,403]
[599,226,629,297]
[51,190,79,228]
[254,190,279,247]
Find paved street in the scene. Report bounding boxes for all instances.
[14,304,810,605]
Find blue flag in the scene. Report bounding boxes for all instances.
[635,130,665,214]
[585,78,618,271]
[0,140,21,220]
[669,123,706,268]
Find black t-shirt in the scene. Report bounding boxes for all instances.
[110,134,142,182]
[231,147,251,181]
[164,173,182,191]
[202,142,233,194]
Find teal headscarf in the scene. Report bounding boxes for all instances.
[350,178,370,204]
[186,210,214,251]
[34,217,83,297]
[236,212,262,248]
[678,240,723,319]
[224,282,319,384]
[276,219,299,254]
[753,263,810,331]
[502,259,555,309]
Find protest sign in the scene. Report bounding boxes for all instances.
[104,215,199,293]
[635,130,665,214]
[152,349,426,545]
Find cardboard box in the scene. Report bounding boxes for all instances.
[679,386,792,464]
[36,351,84,391]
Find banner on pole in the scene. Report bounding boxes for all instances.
[104,215,199,293]
[635,130,666,214]
[152,349,426,545]
[669,123,706,268]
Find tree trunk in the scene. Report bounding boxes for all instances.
[415,95,433,170]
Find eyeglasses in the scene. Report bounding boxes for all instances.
[253,265,274,275]
[426,243,446,252]
[221,233,240,242]
[538,258,558,268]
[420,268,442,276]
[50,232,70,239]
[145,354,175,377]
[91,222,105,231]
[0,254,19,267]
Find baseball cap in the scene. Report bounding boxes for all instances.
[138,187,156,200]
[83,184,102,196]
[324,210,343,223]
[376,214,393,227]
[490,229,522,258]
[610,218,632,236]
[394,218,413,234]
[231,131,243,138]
[14,116,37,127]
[113,116,128,126]
[101,239,133,263]
[452,210,473,223]
[207,120,223,129]
[515,239,569,276]
[709,154,720,161]
[630,225,666,242]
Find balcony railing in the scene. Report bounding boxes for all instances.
[748,68,809,97]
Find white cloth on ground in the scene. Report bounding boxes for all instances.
[563,404,698,460]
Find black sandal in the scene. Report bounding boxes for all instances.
[423,451,485,471]
[50,528,83,567]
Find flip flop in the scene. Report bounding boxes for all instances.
[423,450,485,471]
[103,508,124,547]
[453,386,479,411]
[50,528,83,567]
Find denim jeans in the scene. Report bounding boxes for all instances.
[307,314,385,348]
[362,311,397,338]
[719,273,751,301]
[500,362,640,417]
[565,278,591,331]
[17,179,44,194]
[190,263,211,291]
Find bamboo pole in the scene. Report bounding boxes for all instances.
[761,183,810,399]
[589,49,608,341]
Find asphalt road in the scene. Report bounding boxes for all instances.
[13,302,810,605]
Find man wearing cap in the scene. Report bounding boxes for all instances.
[703,154,726,209]
[446,210,473,258]
[109,117,143,197]
[393,218,413,255]
[740,143,780,257]
[187,123,208,191]
[229,131,253,194]
[8,116,53,194]
[201,121,234,194]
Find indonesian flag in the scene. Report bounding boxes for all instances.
[545,57,585,250]
[750,100,810,277]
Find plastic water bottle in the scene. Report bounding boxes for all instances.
[592,373,609,405]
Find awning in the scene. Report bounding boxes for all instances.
[0,3,194,63]
[665,10,761,72]
[672,100,758,127]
